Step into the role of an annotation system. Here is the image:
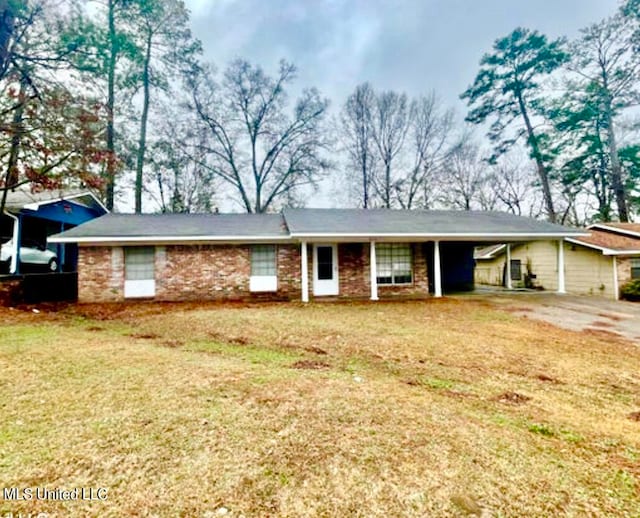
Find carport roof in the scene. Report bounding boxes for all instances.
[3,187,107,213]
[283,208,586,241]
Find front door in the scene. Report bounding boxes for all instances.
[313,244,339,296]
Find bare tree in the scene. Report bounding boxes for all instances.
[439,139,490,210]
[491,152,543,217]
[370,90,410,208]
[395,92,454,209]
[340,82,377,208]
[147,104,217,213]
[188,59,330,213]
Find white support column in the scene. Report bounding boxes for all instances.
[505,243,513,290]
[434,240,442,298]
[370,240,379,301]
[557,239,566,294]
[613,256,619,301]
[5,211,19,274]
[301,241,309,303]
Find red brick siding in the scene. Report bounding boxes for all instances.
[76,242,431,302]
[78,246,124,302]
[617,256,640,294]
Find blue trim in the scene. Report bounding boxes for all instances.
[20,200,104,225]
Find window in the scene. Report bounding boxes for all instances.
[250,245,277,292]
[376,243,412,285]
[316,246,333,280]
[251,245,276,276]
[124,247,155,298]
[125,247,155,280]
[510,259,522,281]
[631,258,640,280]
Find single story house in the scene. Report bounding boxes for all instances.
[474,223,640,300]
[49,208,586,303]
[1,187,107,274]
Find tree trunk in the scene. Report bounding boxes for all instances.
[384,162,391,208]
[135,31,152,213]
[516,91,556,223]
[105,0,117,211]
[0,1,14,81]
[362,159,368,208]
[0,78,26,215]
[604,106,629,222]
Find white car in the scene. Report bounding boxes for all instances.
[0,239,58,272]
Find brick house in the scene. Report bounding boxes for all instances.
[49,208,585,303]
[474,223,640,300]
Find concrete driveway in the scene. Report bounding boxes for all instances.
[457,291,640,344]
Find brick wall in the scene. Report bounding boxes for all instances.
[77,242,431,303]
[78,246,123,302]
[616,257,640,295]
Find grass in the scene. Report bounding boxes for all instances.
[0,298,639,516]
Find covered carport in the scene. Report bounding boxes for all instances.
[1,187,107,274]
[0,188,107,303]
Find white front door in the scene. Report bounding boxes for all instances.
[313,244,339,296]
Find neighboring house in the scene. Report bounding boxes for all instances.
[49,208,585,303]
[1,187,108,274]
[474,223,640,300]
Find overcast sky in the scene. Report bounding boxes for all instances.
[183,0,621,112]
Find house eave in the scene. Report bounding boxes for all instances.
[589,223,640,240]
[289,232,588,243]
[49,235,293,246]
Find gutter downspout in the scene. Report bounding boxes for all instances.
[4,211,20,274]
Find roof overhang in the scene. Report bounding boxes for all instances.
[588,223,640,239]
[565,237,640,256]
[21,191,108,213]
[48,235,293,246]
[289,232,588,243]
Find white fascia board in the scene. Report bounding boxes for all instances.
[589,224,640,239]
[603,250,640,256]
[288,232,588,242]
[49,235,293,245]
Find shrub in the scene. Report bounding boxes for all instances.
[620,279,640,302]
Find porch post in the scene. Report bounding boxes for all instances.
[557,239,566,294]
[7,212,20,274]
[370,240,378,301]
[505,243,512,290]
[613,256,619,301]
[301,241,309,303]
[58,222,65,272]
[433,240,442,298]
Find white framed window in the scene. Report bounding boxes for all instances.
[376,243,412,285]
[631,258,640,280]
[124,246,155,298]
[250,245,277,292]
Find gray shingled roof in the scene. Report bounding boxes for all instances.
[50,208,587,244]
[50,213,289,242]
[283,208,585,238]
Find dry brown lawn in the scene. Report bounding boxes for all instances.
[1,298,639,517]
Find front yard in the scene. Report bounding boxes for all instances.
[1,298,639,516]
